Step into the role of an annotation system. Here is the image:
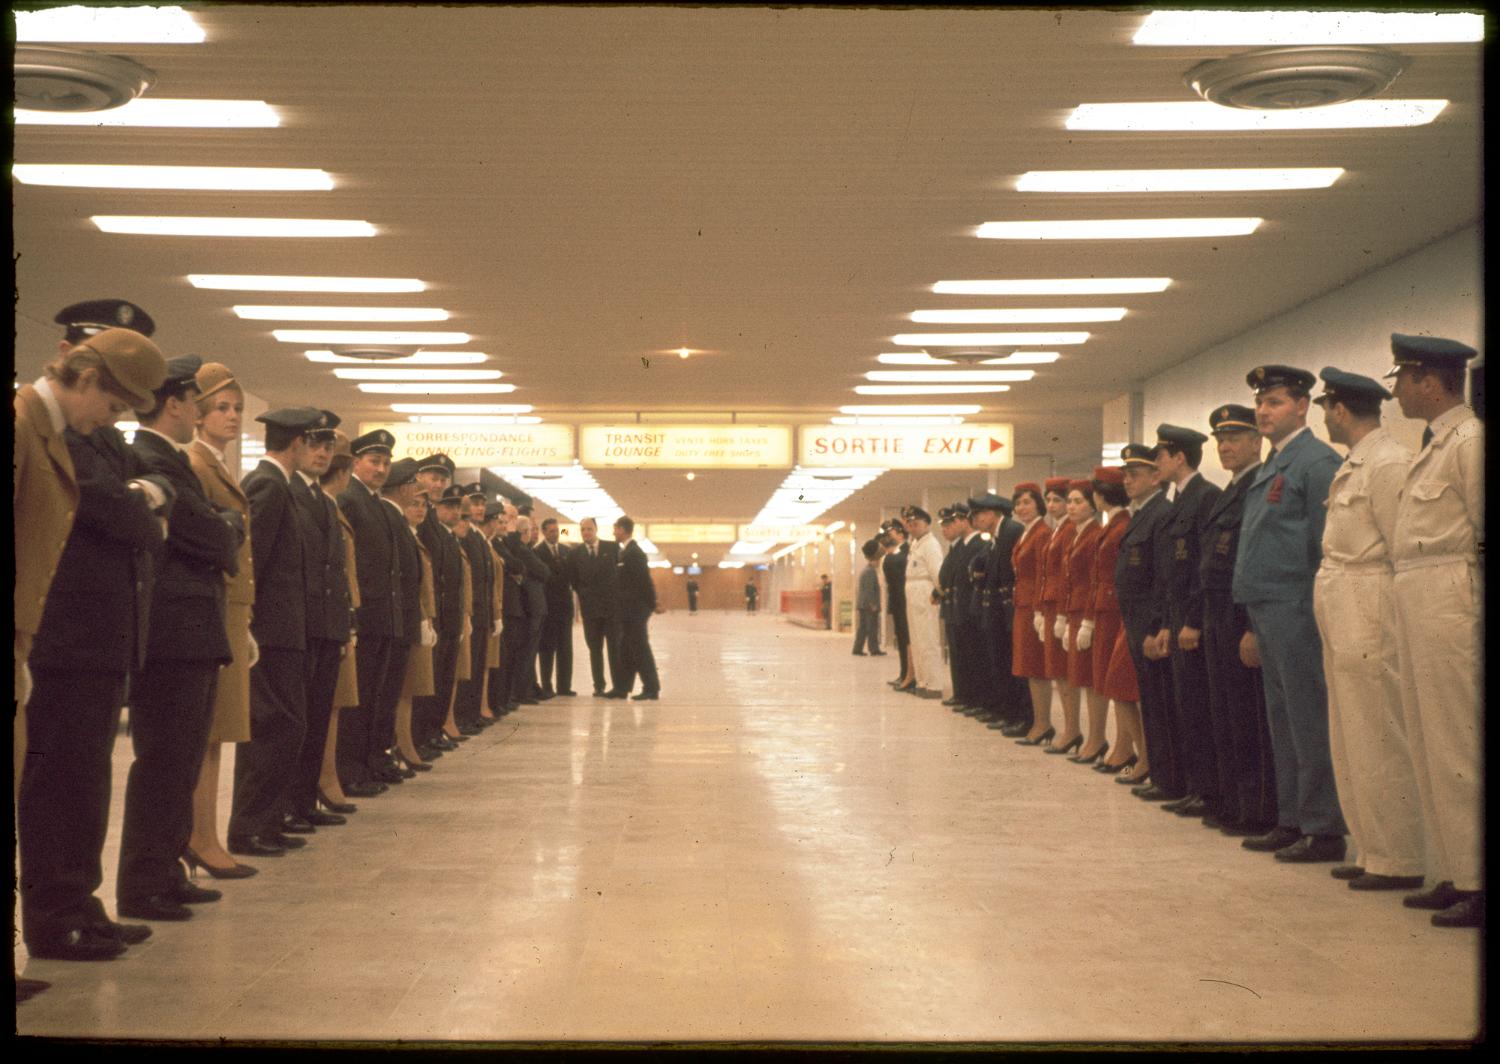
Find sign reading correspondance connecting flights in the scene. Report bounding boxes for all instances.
[798,424,1015,469]
[359,423,576,466]
[578,424,793,468]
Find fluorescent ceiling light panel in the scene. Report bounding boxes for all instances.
[16,5,206,43]
[830,416,965,426]
[235,306,448,322]
[92,216,375,238]
[393,404,532,414]
[910,308,1125,324]
[14,165,332,191]
[977,218,1261,240]
[272,330,469,345]
[1016,168,1343,193]
[304,350,488,365]
[1133,10,1483,46]
[867,370,1035,383]
[190,275,423,293]
[409,415,542,425]
[15,99,280,127]
[934,278,1171,295]
[1066,100,1449,132]
[333,368,501,381]
[839,405,981,415]
[855,384,1011,395]
[358,383,513,394]
[893,332,1088,346]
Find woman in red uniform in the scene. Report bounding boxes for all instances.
[1072,467,1132,765]
[1020,477,1074,745]
[1008,482,1052,736]
[1045,479,1102,756]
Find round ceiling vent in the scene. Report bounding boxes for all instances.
[1184,46,1407,109]
[933,348,1005,365]
[14,45,156,112]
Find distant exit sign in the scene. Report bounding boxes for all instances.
[798,424,1014,469]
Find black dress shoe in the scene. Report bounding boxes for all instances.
[1172,797,1209,818]
[1133,784,1174,802]
[941,696,961,706]
[503,701,521,712]
[27,928,127,961]
[1160,794,1197,813]
[852,651,867,656]
[870,651,887,656]
[1275,834,1347,863]
[344,781,386,798]
[90,918,152,945]
[458,723,482,736]
[166,880,222,904]
[1349,872,1426,891]
[227,834,286,857]
[1220,820,1273,837]
[261,830,306,850]
[318,789,358,814]
[558,690,578,697]
[537,690,556,701]
[1201,813,1224,829]
[603,689,628,699]
[995,721,1030,736]
[1404,881,1461,910]
[117,894,193,922]
[300,808,347,827]
[1241,825,1303,852]
[370,764,405,784]
[632,692,659,700]
[1330,864,1366,881]
[16,976,51,1002]
[406,759,434,772]
[1431,893,1484,929]
[517,697,540,706]
[1096,755,1137,775]
[417,744,443,761]
[279,814,317,835]
[593,688,606,697]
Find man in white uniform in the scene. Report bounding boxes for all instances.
[1311,367,1422,892]
[1384,333,1483,930]
[901,507,946,699]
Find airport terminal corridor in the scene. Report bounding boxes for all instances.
[16,612,1479,1044]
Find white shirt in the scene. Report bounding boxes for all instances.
[31,377,65,433]
[905,530,944,584]
[1165,469,1198,503]
[136,425,186,452]
[1267,423,1310,457]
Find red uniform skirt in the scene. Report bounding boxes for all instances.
[1013,603,1048,679]
[1041,604,1068,680]
[1090,610,1123,689]
[1101,624,1140,703]
[1065,609,1092,689]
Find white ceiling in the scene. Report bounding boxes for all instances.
[12,6,1483,559]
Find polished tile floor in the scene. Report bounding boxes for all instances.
[15,612,1480,1043]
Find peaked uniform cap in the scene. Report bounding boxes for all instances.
[1209,404,1257,433]
[1315,366,1393,404]
[1384,333,1479,378]
[350,429,395,456]
[56,298,156,342]
[1118,443,1156,467]
[1246,364,1316,394]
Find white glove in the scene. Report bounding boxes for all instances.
[420,619,437,647]
[18,661,33,706]
[1053,614,1068,642]
[246,632,260,669]
[1077,619,1094,651]
[492,618,503,637]
[1032,612,1045,641]
[128,477,167,511]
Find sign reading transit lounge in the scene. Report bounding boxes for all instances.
[578,424,793,468]
[798,424,1015,470]
[358,422,575,466]
[644,523,738,544]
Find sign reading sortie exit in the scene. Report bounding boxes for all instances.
[798,424,1015,469]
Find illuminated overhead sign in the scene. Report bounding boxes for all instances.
[644,523,739,544]
[579,424,792,468]
[798,424,1015,470]
[359,422,575,466]
[738,523,824,542]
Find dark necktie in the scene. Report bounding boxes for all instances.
[1421,426,1434,449]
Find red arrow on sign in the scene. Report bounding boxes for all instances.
[989,437,1005,453]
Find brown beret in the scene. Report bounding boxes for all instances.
[331,429,353,461]
[75,328,166,411]
[195,361,239,401]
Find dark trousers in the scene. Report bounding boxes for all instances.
[522,610,545,697]
[980,604,1028,723]
[338,633,391,786]
[852,609,881,654]
[374,639,412,762]
[1204,590,1278,828]
[687,594,698,613]
[19,669,126,947]
[117,661,219,904]
[453,623,490,726]
[291,638,343,815]
[617,611,660,695]
[229,647,307,840]
[539,613,574,694]
[499,619,532,705]
[414,632,460,747]
[582,613,623,693]
[889,598,910,679]
[1168,617,1222,807]
[1124,610,1183,797]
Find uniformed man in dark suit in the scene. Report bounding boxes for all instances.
[452,484,499,731]
[490,503,533,712]
[52,297,156,349]
[968,493,1027,733]
[412,455,465,753]
[20,327,170,960]
[116,356,244,922]
[535,517,577,698]
[567,516,623,696]
[227,407,327,858]
[508,511,553,704]
[1111,444,1177,795]
[287,411,352,832]
[1150,424,1224,823]
[938,505,979,712]
[612,515,662,699]
[1199,405,1278,838]
[381,458,427,767]
[336,429,402,796]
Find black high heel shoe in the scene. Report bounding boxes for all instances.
[1095,753,1137,775]
[893,682,917,693]
[1015,726,1055,747]
[317,789,357,814]
[183,846,258,881]
[1043,733,1084,755]
[1069,740,1108,765]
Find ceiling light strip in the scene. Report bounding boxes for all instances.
[1132,10,1483,46]
[15,165,333,191]
[16,99,280,128]
[93,216,375,238]
[235,305,449,322]
[932,278,1171,295]
[910,308,1124,324]
[1016,168,1343,193]
[1065,100,1448,132]
[977,218,1261,240]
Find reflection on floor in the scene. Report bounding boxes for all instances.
[15,611,1480,1043]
